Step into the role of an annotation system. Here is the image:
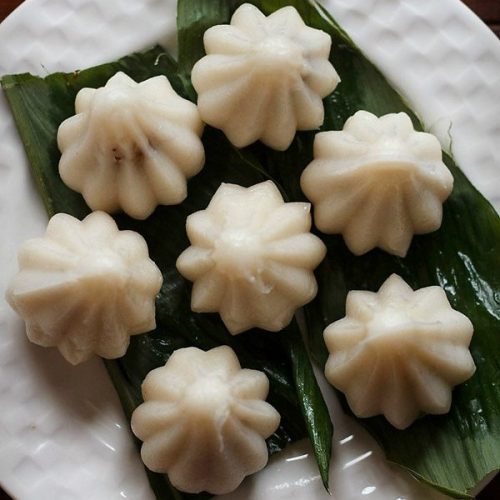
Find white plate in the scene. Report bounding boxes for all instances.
[0,1,499,499]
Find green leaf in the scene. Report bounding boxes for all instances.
[285,322,333,491]
[1,47,312,500]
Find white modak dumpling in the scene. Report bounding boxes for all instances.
[58,72,205,220]
[176,181,326,334]
[5,211,163,365]
[191,3,340,151]
[324,274,475,429]
[301,111,454,257]
[131,345,280,494]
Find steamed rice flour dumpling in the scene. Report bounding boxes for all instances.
[301,111,454,257]
[177,181,326,334]
[131,346,280,495]
[6,212,163,365]
[57,72,205,220]
[323,274,476,430]
[192,3,340,150]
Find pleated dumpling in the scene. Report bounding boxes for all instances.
[191,3,340,150]
[176,181,326,334]
[324,274,475,429]
[301,111,454,257]
[5,211,163,365]
[58,72,205,219]
[131,345,280,494]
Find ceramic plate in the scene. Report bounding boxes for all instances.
[0,0,499,499]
